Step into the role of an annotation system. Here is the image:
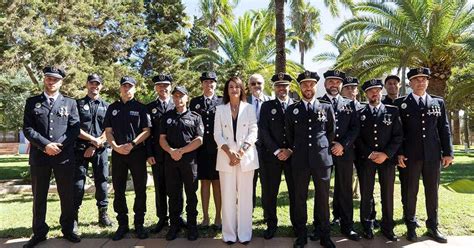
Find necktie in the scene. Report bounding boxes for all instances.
[49,98,55,108]
[307,102,313,113]
[255,98,260,118]
[206,98,211,109]
[372,107,378,117]
[282,102,287,113]
[332,98,338,111]
[418,97,425,109]
[162,101,167,110]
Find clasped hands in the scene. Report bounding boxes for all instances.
[84,137,106,158]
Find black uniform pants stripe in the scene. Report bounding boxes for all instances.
[332,157,355,231]
[111,148,147,227]
[165,160,198,227]
[359,160,395,231]
[73,149,109,211]
[260,159,296,228]
[404,160,441,229]
[293,165,331,238]
[30,162,75,236]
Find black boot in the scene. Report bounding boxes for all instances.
[98,207,113,226]
[427,227,447,243]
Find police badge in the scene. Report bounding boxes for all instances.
[195,104,200,109]
[383,113,392,125]
[112,110,118,116]
[293,108,299,115]
[271,109,277,115]
[278,72,284,80]
[361,115,366,121]
[152,108,157,114]
[83,104,90,111]
[304,70,311,78]
[401,103,407,109]
[167,118,172,124]
[417,68,424,74]
[159,74,166,81]
[35,103,41,108]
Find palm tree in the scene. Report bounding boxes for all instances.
[190,11,276,79]
[335,0,473,97]
[199,0,239,51]
[288,1,321,66]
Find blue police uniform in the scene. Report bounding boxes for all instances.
[23,67,80,240]
[258,73,296,236]
[104,91,151,229]
[356,79,403,238]
[285,71,336,247]
[318,70,360,236]
[73,94,110,215]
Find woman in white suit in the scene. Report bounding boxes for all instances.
[214,76,259,244]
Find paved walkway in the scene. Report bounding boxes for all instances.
[1,236,473,248]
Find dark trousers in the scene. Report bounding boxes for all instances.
[260,158,296,228]
[30,162,75,236]
[151,161,183,221]
[73,148,109,212]
[252,146,265,208]
[111,148,147,227]
[293,165,331,239]
[354,159,377,221]
[398,165,408,216]
[359,160,395,231]
[403,160,441,229]
[331,157,355,231]
[165,158,198,228]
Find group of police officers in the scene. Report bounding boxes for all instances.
[22,65,453,248]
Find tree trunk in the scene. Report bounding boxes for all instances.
[299,42,305,66]
[275,0,286,73]
[452,110,461,145]
[428,65,451,98]
[23,63,39,85]
[463,111,470,148]
[400,67,406,96]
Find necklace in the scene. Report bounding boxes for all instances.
[230,104,239,112]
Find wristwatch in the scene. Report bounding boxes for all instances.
[242,143,251,151]
[131,141,137,147]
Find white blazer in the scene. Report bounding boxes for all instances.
[214,102,259,172]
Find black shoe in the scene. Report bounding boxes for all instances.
[23,235,46,248]
[373,219,380,229]
[381,229,398,241]
[225,240,236,245]
[293,236,307,248]
[320,237,335,248]
[263,227,277,240]
[112,225,129,241]
[98,207,113,227]
[187,226,199,241]
[342,229,361,241]
[63,232,81,243]
[363,229,374,239]
[165,226,180,241]
[135,225,149,239]
[151,219,169,233]
[406,228,417,242]
[427,228,447,243]
[330,218,340,226]
[240,241,250,245]
[309,229,320,241]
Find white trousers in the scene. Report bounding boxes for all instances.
[219,167,255,242]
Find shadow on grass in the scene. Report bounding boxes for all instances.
[440,161,474,184]
[0,165,29,180]
[0,157,29,163]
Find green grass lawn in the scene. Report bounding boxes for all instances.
[0,151,473,239]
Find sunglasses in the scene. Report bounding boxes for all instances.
[250,81,263,86]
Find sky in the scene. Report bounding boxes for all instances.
[182,0,354,71]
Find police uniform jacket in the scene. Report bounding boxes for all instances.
[382,95,396,105]
[394,93,453,161]
[160,109,204,164]
[318,95,360,160]
[23,93,80,166]
[76,96,109,151]
[103,98,151,148]
[285,99,335,168]
[146,98,175,163]
[355,104,403,160]
[189,95,222,153]
[258,98,294,162]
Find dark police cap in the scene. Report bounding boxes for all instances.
[172,85,188,95]
[343,76,359,87]
[296,70,320,84]
[323,69,346,81]
[153,74,172,85]
[362,79,384,91]
[407,67,430,80]
[120,76,136,86]
[87,73,103,84]
[200,71,217,82]
[384,75,400,84]
[271,72,293,85]
[43,66,66,79]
